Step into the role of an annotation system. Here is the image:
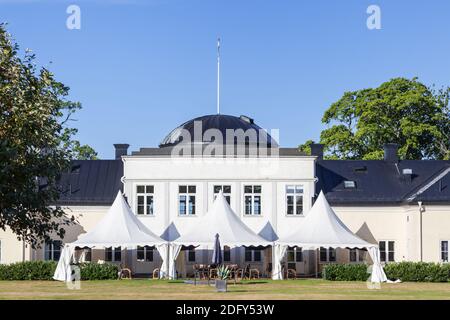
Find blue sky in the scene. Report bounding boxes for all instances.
[2,0,450,158]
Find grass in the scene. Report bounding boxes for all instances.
[0,279,449,300]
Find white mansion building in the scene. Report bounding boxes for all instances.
[1,114,450,277]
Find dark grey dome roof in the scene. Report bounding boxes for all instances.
[159,114,278,148]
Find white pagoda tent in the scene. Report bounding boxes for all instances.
[169,191,271,279]
[53,192,167,282]
[274,191,387,283]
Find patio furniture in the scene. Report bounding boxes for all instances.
[119,264,132,279]
[152,268,160,279]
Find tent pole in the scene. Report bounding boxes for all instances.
[315,249,318,278]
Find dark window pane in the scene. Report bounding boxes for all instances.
[296,249,303,262]
[146,185,154,193]
[380,252,386,262]
[379,241,386,251]
[388,252,394,262]
[137,205,144,215]
[84,249,92,262]
[350,249,356,262]
[189,196,196,215]
[254,250,261,262]
[296,196,303,214]
[441,241,448,252]
[137,185,145,193]
[244,185,253,193]
[253,185,262,193]
[114,247,121,262]
[188,185,196,193]
[225,196,231,204]
[287,250,295,262]
[137,246,145,260]
[179,185,187,193]
[223,185,231,193]
[388,241,394,251]
[146,248,153,262]
[137,196,144,205]
[245,196,252,215]
[188,249,196,262]
[224,247,231,262]
[245,249,252,261]
[105,248,112,261]
[329,248,336,262]
[319,247,327,262]
[214,185,222,193]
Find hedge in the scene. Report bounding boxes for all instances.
[384,262,450,282]
[322,263,370,281]
[323,262,450,282]
[0,261,119,281]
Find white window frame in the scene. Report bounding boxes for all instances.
[440,240,449,263]
[379,240,395,263]
[285,185,304,216]
[137,246,154,262]
[213,185,231,204]
[243,185,262,216]
[178,185,196,216]
[136,185,154,216]
[319,247,336,263]
[105,247,122,262]
[44,240,62,261]
[349,248,365,263]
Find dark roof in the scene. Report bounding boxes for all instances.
[131,146,306,157]
[316,159,450,205]
[56,160,123,206]
[159,114,278,148]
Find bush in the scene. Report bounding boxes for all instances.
[0,261,57,280]
[384,262,450,282]
[322,264,369,281]
[79,263,119,280]
[0,261,119,281]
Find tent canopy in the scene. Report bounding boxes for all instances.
[172,191,270,247]
[278,191,377,249]
[71,191,165,248]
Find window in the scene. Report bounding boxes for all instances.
[179,185,196,215]
[319,247,336,262]
[80,248,91,262]
[287,247,302,270]
[137,246,154,262]
[223,246,231,262]
[379,241,395,262]
[136,185,154,215]
[213,185,231,204]
[105,247,121,262]
[188,249,196,262]
[44,240,62,261]
[286,185,304,215]
[244,185,261,215]
[349,249,365,263]
[245,248,262,262]
[441,241,448,262]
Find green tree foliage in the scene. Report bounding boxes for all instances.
[0,24,96,245]
[301,78,450,160]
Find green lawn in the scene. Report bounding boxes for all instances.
[0,279,449,300]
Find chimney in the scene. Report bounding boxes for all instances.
[114,144,129,160]
[383,143,399,163]
[310,143,324,160]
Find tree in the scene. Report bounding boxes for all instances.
[301,78,449,160]
[0,24,96,245]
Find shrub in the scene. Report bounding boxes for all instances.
[384,262,450,282]
[0,261,57,280]
[0,261,119,281]
[79,263,119,280]
[322,263,369,281]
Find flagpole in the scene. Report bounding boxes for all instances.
[217,37,220,114]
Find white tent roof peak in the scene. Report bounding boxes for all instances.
[278,191,377,249]
[72,191,165,248]
[172,191,270,247]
